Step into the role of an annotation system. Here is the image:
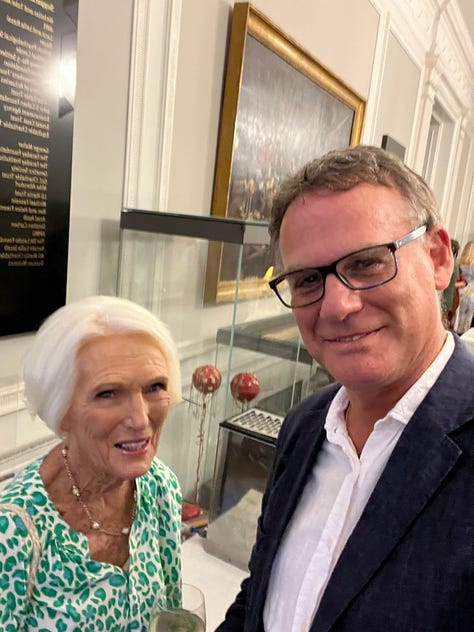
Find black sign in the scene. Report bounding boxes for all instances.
[0,0,77,335]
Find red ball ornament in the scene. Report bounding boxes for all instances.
[230,372,260,403]
[192,365,222,395]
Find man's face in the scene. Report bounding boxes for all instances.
[278,183,452,398]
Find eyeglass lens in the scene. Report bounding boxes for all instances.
[276,244,397,308]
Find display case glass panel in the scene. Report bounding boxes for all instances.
[117,209,329,508]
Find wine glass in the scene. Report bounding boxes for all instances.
[150,583,206,631]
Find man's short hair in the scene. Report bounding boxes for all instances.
[269,145,441,252]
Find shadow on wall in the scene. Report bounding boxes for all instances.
[99,219,121,296]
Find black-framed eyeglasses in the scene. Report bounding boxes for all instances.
[269,224,427,309]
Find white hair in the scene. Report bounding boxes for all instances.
[23,295,182,435]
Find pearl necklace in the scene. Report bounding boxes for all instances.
[61,446,137,537]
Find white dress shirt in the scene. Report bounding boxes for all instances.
[263,333,454,632]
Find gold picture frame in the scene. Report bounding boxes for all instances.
[205,2,365,304]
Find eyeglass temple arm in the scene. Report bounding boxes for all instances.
[393,225,427,249]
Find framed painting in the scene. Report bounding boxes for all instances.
[205,2,365,304]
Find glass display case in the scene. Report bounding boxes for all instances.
[204,407,282,569]
[117,209,329,508]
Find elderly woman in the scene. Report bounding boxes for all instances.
[0,295,182,631]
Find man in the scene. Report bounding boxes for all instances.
[216,146,473,631]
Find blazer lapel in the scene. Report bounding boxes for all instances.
[312,340,474,632]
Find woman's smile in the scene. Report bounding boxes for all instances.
[114,438,151,454]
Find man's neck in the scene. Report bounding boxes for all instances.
[343,330,451,455]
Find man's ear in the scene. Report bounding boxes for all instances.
[428,226,454,291]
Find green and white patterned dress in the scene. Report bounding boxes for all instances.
[0,456,182,631]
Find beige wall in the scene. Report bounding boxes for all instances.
[67,0,133,302]
[168,0,379,215]
[253,0,378,98]
[372,32,421,154]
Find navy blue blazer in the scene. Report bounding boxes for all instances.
[216,337,474,631]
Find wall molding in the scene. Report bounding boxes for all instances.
[374,0,474,118]
[0,435,59,487]
[361,7,390,144]
[0,380,25,418]
[123,0,182,211]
